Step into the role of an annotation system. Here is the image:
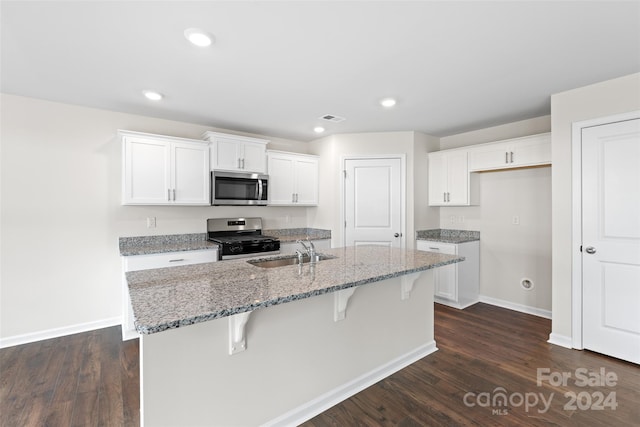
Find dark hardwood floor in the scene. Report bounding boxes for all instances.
[0,327,139,426]
[1,303,638,426]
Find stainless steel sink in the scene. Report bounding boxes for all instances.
[247,253,336,268]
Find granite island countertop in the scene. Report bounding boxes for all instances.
[126,245,463,334]
[415,229,480,244]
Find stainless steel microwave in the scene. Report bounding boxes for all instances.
[211,171,268,205]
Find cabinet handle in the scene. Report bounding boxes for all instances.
[447,192,450,202]
[443,192,447,203]
[428,247,440,250]
[238,158,241,169]
[172,189,176,201]
[505,152,509,164]
[241,158,245,169]
[295,193,299,203]
[168,259,185,262]
[510,151,514,163]
[168,189,171,201]
[292,193,296,203]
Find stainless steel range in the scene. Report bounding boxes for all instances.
[207,217,280,260]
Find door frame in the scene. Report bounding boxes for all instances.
[340,154,407,248]
[571,110,640,349]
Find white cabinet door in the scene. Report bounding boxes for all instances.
[428,150,469,206]
[417,241,457,301]
[468,141,511,171]
[446,151,469,205]
[427,153,448,206]
[122,131,210,206]
[267,151,319,206]
[211,138,242,171]
[511,133,551,167]
[294,156,319,205]
[242,142,267,173]
[172,142,210,205]
[267,154,296,204]
[123,137,171,204]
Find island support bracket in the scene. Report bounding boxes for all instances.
[334,287,357,322]
[400,272,421,300]
[228,311,252,355]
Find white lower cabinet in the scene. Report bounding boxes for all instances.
[416,240,479,309]
[121,249,218,340]
[278,239,331,254]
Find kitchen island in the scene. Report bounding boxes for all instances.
[126,245,462,426]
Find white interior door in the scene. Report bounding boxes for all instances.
[344,157,403,247]
[582,118,640,364]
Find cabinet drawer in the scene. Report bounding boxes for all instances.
[124,249,217,272]
[417,240,457,255]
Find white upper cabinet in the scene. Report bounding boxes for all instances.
[267,151,319,206]
[202,131,269,173]
[468,133,551,172]
[121,130,210,206]
[428,149,472,206]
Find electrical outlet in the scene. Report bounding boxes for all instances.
[512,216,520,225]
[458,216,465,223]
[450,215,456,224]
[147,217,156,228]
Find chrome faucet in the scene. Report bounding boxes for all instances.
[297,239,316,262]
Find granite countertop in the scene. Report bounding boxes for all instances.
[126,246,463,334]
[119,233,218,256]
[415,229,480,244]
[262,228,331,243]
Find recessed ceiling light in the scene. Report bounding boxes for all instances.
[184,28,214,47]
[143,90,164,101]
[314,126,325,133]
[380,98,397,108]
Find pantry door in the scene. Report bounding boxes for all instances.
[344,157,404,248]
[582,117,640,364]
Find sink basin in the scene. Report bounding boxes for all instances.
[247,253,336,268]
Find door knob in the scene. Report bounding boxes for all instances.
[585,246,596,254]
[394,233,402,238]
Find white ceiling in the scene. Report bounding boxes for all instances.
[2,1,639,142]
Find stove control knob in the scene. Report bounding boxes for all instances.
[229,244,242,253]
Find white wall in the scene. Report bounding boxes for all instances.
[550,73,640,340]
[0,94,310,343]
[439,116,552,313]
[307,131,440,249]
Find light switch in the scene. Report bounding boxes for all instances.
[512,216,520,225]
[147,217,157,228]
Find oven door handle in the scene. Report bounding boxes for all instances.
[257,179,264,201]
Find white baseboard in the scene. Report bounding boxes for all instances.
[547,332,573,349]
[0,317,122,349]
[479,295,552,319]
[261,341,438,427]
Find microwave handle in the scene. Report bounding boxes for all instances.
[257,179,263,200]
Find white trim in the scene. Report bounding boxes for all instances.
[261,341,437,427]
[340,154,407,249]
[0,317,121,349]
[479,295,551,319]
[547,333,573,349]
[570,110,640,350]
